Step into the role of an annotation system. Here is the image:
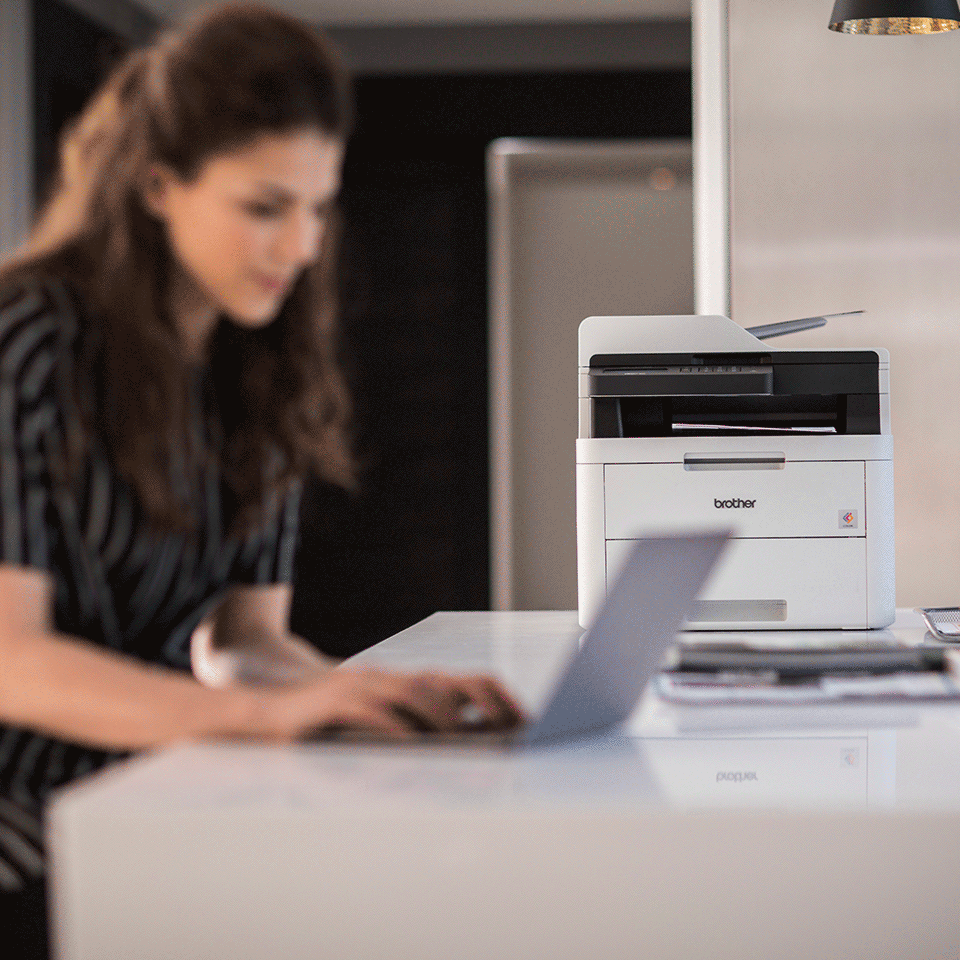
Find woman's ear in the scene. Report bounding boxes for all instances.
[141,164,173,220]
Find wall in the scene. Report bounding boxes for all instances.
[0,0,157,263]
[59,0,157,38]
[138,0,692,27]
[0,0,32,261]
[695,0,960,607]
[329,18,695,615]
[327,19,690,74]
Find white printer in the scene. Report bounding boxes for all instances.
[576,315,895,630]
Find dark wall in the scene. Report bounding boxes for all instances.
[30,2,692,657]
[32,0,131,205]
[292,69,692,657]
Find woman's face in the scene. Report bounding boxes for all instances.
[145,128,344,356]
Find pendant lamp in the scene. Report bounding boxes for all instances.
[829,0,960,32]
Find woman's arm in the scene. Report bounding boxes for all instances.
[0,566,269,750]
[192,584,337,688]
[0,568,525,751]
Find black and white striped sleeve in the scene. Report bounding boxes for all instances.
[229,482,302,586]
[0,796,44,891]
[0,282,62,572]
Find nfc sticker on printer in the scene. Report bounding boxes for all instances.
[839,509,858,529]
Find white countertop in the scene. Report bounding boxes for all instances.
[54,609,960,816]
[47,610,960,960]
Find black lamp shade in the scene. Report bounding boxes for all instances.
[829,0,960,31]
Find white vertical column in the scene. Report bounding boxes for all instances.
[486,146,515,611]
[0,0,32,262]
[692,0,730,318]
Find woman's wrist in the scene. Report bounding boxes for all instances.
[212,683,291,742]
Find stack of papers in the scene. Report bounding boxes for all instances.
[657,644,960,705]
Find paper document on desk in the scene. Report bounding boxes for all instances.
[657,648,960,705]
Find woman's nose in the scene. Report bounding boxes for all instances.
[279,211,322,267]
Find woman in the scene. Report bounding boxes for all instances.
[0,3,522,951]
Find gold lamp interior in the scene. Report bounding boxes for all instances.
[830,16,960,31]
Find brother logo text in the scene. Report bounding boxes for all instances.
[714,498,756,509]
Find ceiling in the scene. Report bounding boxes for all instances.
[134,0,692,28]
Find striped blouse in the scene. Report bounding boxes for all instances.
[0,278,301,890]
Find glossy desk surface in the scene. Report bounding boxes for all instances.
[49,610,960,960]
[343,609,960,813]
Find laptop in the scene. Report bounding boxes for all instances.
[327,529,731,750]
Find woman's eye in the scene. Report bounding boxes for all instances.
[245,203,282,219]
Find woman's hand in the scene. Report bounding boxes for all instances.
[265,665,527,742]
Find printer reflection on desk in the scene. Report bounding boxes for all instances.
[576,315,894,631]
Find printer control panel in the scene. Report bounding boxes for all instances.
[586,351,883,440]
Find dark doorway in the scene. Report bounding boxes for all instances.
[32,0,130,207]
[292,70,692,657]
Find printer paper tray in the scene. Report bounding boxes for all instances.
[606,537,868,630]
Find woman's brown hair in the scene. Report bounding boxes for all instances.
[0,1,355,534]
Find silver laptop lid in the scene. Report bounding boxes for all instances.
[521,531,731,746]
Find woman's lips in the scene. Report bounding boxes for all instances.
[254,273,290,295]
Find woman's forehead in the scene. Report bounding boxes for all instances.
[199,130,344,191]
